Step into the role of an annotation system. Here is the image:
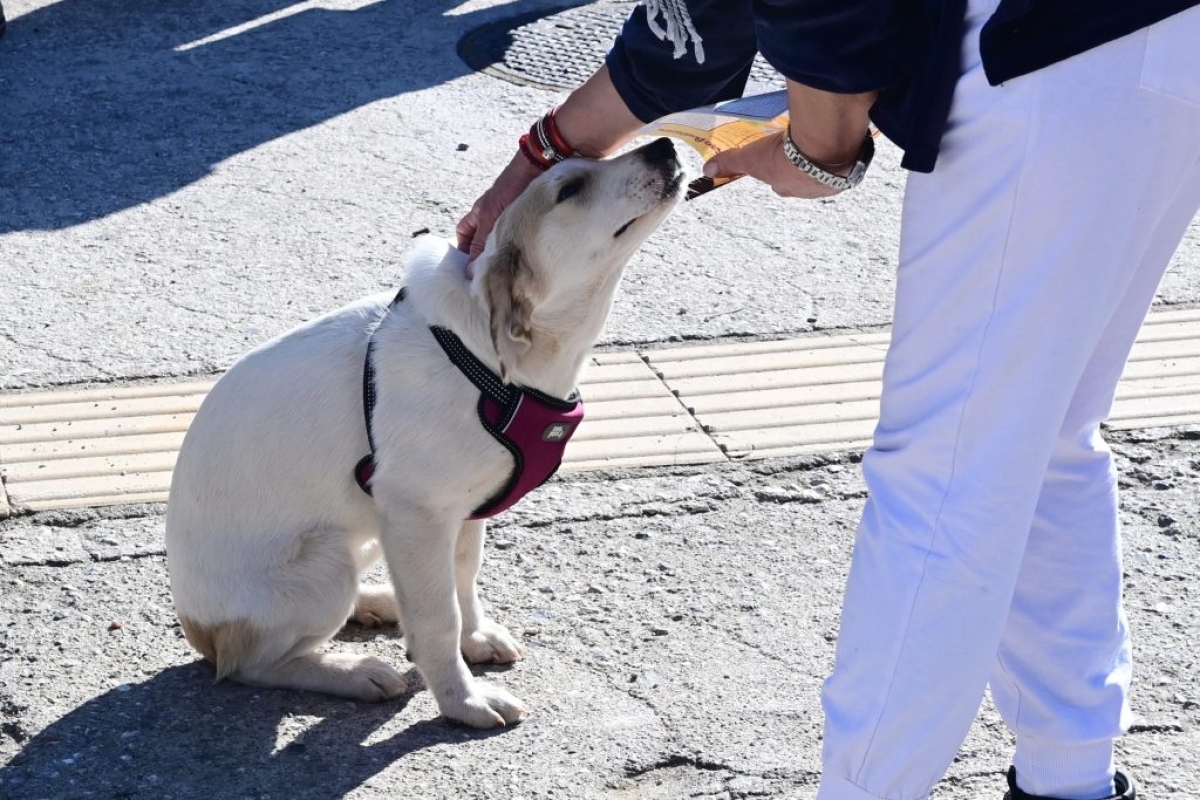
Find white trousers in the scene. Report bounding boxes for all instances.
[816,2,1200,798]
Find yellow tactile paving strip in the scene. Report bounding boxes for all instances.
[647,308,1200,460]
[0,358,720,514]
[646,331,889,461]
[2,308,1200,515]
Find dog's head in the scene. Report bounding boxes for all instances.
[476,137,684,383]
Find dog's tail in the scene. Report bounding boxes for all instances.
[179,617,258,682]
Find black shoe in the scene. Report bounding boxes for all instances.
[1005,766,1136,800]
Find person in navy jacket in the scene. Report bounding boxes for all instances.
[459,2,1200,798]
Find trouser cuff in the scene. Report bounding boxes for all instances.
[816,775,909,800]
[1012,739,1115,799]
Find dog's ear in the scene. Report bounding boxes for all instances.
[484,242,536,383]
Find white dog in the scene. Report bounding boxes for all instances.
[165,138,684,728]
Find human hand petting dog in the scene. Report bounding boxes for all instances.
[457,66,644,261]
[456,153,543,262]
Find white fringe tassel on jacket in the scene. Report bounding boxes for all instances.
[643,0,706,63]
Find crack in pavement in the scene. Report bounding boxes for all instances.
[0,330,116,381]
[1128,723,1186,734]
[0,369,220,395]
[495,495,738,531]
[0,506,165,567]
[0,476,14,521]
[5,505,161,529]
[697,615,807,676]
[624,752,733,778]
[164,296,236,325]
[1,547,164,569]
[521,619,767,792]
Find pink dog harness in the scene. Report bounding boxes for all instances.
[355,288,584,519]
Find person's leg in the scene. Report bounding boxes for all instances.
[816,4,1200,798]
[992,154,1200,800]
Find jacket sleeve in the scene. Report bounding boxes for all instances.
[606,0,760,123]
[753,0,924,93]
[606,0,924,123]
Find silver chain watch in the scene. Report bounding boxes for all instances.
[782,129,876,191]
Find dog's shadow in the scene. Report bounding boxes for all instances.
[0,625,519,799]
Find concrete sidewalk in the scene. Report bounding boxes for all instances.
[1,435,1198,800]
[2,0,1199,798]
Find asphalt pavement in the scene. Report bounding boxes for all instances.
[2,0,1199,798]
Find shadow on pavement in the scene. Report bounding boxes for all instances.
[0,0,583,234]
[0,656,516,799]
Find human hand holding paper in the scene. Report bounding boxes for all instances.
[635,91,791,199]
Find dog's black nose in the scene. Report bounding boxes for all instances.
[640,136,677,166]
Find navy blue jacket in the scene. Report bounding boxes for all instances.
[607,0,1198,172]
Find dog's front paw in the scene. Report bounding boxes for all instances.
[440,681,528,728]
[461,620,524,664]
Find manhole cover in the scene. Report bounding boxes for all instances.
[458,2,783,92]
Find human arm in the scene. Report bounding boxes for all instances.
[456,0,760,260]
[702,79,877,199]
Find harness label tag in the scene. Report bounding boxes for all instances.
[542,422,573,442]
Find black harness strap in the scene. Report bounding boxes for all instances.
[355,287,406,493]
[362,337,380,454]
[429,326,517,416]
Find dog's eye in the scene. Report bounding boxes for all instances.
[614,218,636,238]
[556,179,585,203]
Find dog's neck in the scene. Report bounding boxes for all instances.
[513,281,623,397]
[403,239,601,400]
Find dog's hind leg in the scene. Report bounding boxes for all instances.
[352,584,400,628]
[350,538,401,627]
[186,528,408,702]
[181,617,406,701]
[456,520,524,664]
[236,650,409,702]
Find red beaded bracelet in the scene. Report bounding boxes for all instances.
[518,107,577,171]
